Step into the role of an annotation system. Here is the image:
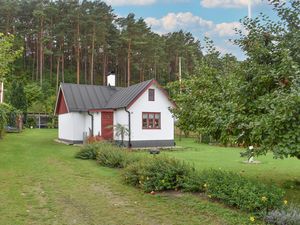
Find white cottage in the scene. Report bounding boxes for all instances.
[54,79,175,147]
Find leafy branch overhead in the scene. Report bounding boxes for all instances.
[168,0,300,159]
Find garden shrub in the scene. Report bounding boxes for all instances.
[123,156,195,192]
[265,205,300,225]
[0,105,6,138]
[181,170,206,192]
[26,117,36,128]
[0,103,21,138]
[75,142,106,160]
[199,169,285,214]
[96,145,139,168]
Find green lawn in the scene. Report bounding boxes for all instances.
[165,138,300,205]
[0,129,264,225]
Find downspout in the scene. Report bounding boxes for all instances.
[124,107,132,148]
[88,111,94,136]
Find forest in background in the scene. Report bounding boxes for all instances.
[0,0,220,115]
[0,0,209,88]
[0,0,299,159]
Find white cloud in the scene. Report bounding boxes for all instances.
[200,0,262,8]
[103,0,156,6]
[145,12,246,59]
[213,22,242,36]
[145,12,242,37]
[145,12,213,34]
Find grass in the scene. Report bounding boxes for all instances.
[164,138,300,205]
[0,129,263,225]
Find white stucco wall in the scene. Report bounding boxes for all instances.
[114,109,130,141]
[113,84,174,141]
[58,112,102,142]
[93,113,101,136]
[58,113,75,141]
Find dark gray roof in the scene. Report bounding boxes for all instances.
[105,80,153,109]
[60,80,153,112]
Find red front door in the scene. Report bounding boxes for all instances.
[101,112,113,140]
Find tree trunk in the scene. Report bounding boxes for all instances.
[84,48,87,84]
[5,15,10,34]
[90,24,95,85]
[127,40,131,87]
[102,53,107,85]
[56,56,60,92]
[174,53,178,82]
[49,17,53,82]
[124,57,127,87]
[76,16,80,84]
[36,39,39,81]
[154,54,157,80]
[32,45,36,81]
[23,37,26,70]
[50,50,53,82]
[39,17,44,86]
[61,41,64,83]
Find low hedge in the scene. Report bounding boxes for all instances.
[75,142,116,160]
[96,146,139,168]
[76,144,286,215]
[123,156,285,215]
[75,142,103,159]
[198,169,285,214]
[123,156,195,192]
[75,142,141,167]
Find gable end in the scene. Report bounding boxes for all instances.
[127,80,176,109]
[55,89,69,115]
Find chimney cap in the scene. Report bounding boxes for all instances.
[107,73,116,86]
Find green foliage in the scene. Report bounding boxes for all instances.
[169,1,300,159]
[0,104,7,138]
[265,205,300,225]
[9,81,27,114]
[24,83,42,108]
[123,154,285,215]
[168,42,240,146]
[75,142,102,160]
[112,123,129,146]
[96,143,138,168]
[123,156,195,192]
[199,169,285,214]
[25,117,36,128]
[181,170,205,192]
[76,141,138,167]
[0,33,22,79]
[0,103,21,137]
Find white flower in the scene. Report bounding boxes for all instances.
[249,146,254,150]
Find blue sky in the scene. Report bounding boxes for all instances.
[103,0,278,59]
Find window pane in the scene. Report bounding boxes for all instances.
[142,119,147,128]
[154,119,160,128]
[148,89,155,101]
[142,112,160,129]
[149,116,154,128]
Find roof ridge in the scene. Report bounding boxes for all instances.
[59,79,157,111]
